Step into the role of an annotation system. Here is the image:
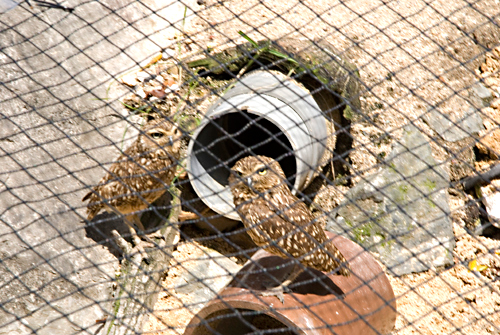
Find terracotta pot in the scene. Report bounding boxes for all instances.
[184,232,396,335]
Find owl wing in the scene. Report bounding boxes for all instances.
[276,194,350,273]
[269,196,350,273]
[82,149,154,215]
[240,196,324,259]
[84,142,177,200]
[268,191,326,242]
[82,157,137,218]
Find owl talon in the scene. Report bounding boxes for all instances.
[130,244,150,263]
[178,211,199,222]
[261,285,288,304]
[131,234,154,262]
[144,230,164,242]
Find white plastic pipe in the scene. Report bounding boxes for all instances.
[186,70,327,220]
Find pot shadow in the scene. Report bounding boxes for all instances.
[84,192,173,259]
[228,253,345,298]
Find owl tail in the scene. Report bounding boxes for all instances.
[82,191,102,221]
[327,243,351,276]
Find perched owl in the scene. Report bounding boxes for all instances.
[83,117,182,260]
[229,155,350,302]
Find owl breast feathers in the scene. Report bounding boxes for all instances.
[229,155,350,276]
[82,118,182,220]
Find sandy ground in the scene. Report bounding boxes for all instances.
[138,0,500,334]
[389,222,500,335]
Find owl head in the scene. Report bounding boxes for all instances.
[139,118,182,155]
[229,155,288,196]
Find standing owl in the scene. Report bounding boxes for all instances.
[82,117,182,260]
[229,155,350,302]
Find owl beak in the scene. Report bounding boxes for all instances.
[168,135,173,146]
[246,176,252,187]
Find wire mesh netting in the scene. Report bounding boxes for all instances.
[1,0,500,334]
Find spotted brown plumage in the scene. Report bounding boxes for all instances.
[228,155,350,302]
[82,117,182,260]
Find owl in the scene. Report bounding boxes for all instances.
[82,117,182,260]
[229,155,350,302]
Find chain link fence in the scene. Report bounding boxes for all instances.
[1,0,500,334]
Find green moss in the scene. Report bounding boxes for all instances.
[380,239,394,248]
[377,232,390,247]
[423,178,436,191]
[393,183,410,204]
[426,198,437,208]
[334,174,349,186]
[343,105,354,120]
[399,184,409,194]
[351,222,374,242]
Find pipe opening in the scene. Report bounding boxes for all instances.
[192,111,297,186]
[189,308,299,335]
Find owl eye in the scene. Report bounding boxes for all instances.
[150,132,163,139]
[257,167,267,175]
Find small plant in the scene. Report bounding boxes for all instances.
[176,6,189,88]
[238,31,298,65]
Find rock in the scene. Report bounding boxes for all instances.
[327,125,455,275]
[0,0,19,12]
[169,244,241,311]
[120,72,139,87]
[470,83,494,108]
[0,1,198,334]
[478,179,500,229]
[135,86,147,99]
[162,48,176,60]
[477,102,500,159]
[423,106,484,142]
[422,99,483,181]
[137,71,154,82]
[447,137,476,181]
